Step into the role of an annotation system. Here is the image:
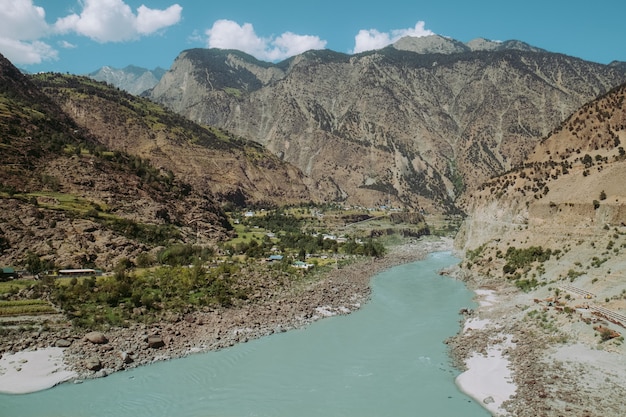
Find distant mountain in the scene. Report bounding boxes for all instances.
[149,41,626,213]
[87,65,166,95]
[391,35,546,55]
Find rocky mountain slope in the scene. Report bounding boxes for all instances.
[457,81,626,255]
[32,73,311,208]
[0,54,230,270]
[451,81,626,417]
[148,36,626,213]
[87,65,166,95]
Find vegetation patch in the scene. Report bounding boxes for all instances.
[0,299,56,316]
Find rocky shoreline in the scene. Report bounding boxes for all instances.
[447,268,626,417]
[1,237,454,386]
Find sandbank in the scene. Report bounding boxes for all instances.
[456,334,516,416]
[0,347,77,394]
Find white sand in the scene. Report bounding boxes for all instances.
[456,334,517,417]
[0,347,77,394]
[475,289,497,307]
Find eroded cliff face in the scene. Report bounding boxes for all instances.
[150,45,626,213]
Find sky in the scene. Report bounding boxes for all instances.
[2,0,625,74]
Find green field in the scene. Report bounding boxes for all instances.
[0,299,57,316]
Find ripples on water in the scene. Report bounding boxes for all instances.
[0,252,489,417]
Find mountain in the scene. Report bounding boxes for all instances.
[392,35,545,55]
[457,81,626,255]
[148,41,626,213]
[32,73,311,207]
[0,53,230,270]
[87,65,166,95]
[451,79,626,417]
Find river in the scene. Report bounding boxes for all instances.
[0,252,489,417]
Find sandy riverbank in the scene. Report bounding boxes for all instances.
[0,347,77,394]
[0,237,454,395]
[448,269,626,417]
[453,289,517,416]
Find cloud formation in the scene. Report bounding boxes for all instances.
[55,0,182,43]
[0,0,55,64]
[205,19,327,61]
[0,0,182,65]
[352,21,435,53]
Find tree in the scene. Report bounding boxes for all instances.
[599,190,607,201]
[24,251,43,274]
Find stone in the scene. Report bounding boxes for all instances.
[119,351,133,364]
[483,396,495,404]
[55,338,72,348]
[85,356,102,371]
[147,335,165,349]
[84,331,108,344]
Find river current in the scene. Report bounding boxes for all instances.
[1,252,489,417]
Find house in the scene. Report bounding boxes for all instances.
[0,267,18,281]
[292,261,314,270]
[268,255,284,262]
[58,268,101,276]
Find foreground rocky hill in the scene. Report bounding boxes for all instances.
[452,83,626,416]
[0,54,230,270]
[149,36,626,213]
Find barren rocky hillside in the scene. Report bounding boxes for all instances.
[457,82,626,254]
[0,55,230,270]
[32,73,311,208]
[149,37,626,213]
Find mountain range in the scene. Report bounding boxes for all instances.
[146,35,626,213]
[2,34,626,269]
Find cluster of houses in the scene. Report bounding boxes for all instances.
[266,255,314,270]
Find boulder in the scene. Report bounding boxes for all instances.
[84,331,108,344]
[55,338,72,348]
[85,356,102,371]
[147,335,165,349]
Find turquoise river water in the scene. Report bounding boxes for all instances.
[0,252,489,417]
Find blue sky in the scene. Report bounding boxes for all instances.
[2,0,625,74]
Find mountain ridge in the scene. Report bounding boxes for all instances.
[148,42,626,213]
[88,65,166,95]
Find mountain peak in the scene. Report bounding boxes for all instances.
[392,35,545,55]
[392,35,469,54]
[87,65,165,95]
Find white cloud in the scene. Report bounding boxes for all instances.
[0,0,182,65]
[205,19,327,61]
[54,0,182,43]
[0,0,55,64]
[58,40,77,49]
[0,37,57,65]
[136,4,183,35]
[0,0,49,40]
[353,21,435,53]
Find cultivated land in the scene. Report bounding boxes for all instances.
[0,234,452,393]
[0,208,439,388]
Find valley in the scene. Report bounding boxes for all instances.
[1,32,626,415]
